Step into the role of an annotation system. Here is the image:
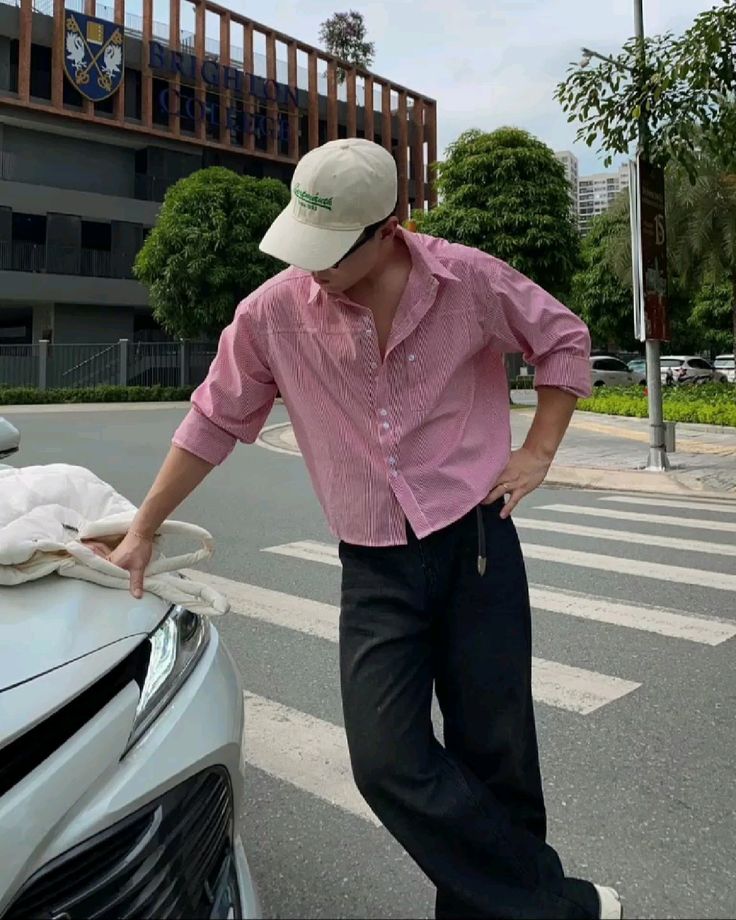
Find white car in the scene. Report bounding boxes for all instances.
[0,418,261,920]
[660,355,727,386]
[714,354,735,384]
[590,355,646,388]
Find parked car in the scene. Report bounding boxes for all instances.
[659,355,728,386]
[714,353,735,384]
[0,418,260,919]
[627,357,646,375]
[590,355,646,387]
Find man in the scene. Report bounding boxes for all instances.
[110,138,622,920]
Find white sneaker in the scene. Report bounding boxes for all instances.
[593,884,623,919]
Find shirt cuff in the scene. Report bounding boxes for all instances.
[172,407,238,465]
[533,353,592,399]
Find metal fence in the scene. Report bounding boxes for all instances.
[0,241,136,279]
[0,340,218,390]
[0,344,38,389]
[51,343,121,389]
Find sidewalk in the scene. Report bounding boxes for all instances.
[2,396,734,498]
[509,389,736,497]
[259,392,736,499]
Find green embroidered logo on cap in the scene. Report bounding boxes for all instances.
[294,185,334,211]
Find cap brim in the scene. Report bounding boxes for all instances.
[259,205,363,272]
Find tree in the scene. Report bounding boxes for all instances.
[414,128,579,299]
[666,155,736,358]
[569,202,637,351]
[568,156,735,355]
[318,11,375,82]
[555,1,736,179]
[134,168,289,340]
[691,280,733,354]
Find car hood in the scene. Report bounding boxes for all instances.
[0,576,169,691]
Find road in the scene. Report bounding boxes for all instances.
[9,404,736,919]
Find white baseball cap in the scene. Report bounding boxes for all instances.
[259,138,398,271]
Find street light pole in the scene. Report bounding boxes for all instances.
[635,0,669,471]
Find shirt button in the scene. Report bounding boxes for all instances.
[382,421,390,430]
[388,456,397,466]
[370,361,377,370]
[408,354,416,362]
[390,470,399,478]
[379,409,388,417]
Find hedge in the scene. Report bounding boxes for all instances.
[577,384,736,427]
[0,385,195,405]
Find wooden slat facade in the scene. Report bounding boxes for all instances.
[4,0,437,216]
[169,0,182,134]
[114,0,126,124]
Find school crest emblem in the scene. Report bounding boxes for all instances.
[64,11,124,102]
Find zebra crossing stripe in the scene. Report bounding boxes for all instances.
[243,692,381,826]
[262,538,736,592]
[598,495,736,514]
[186,570,642,713]
[521,543,736,592]
[527,586,735,646]
[186,569,736,647]
[515,517,736,557]
[533,504,736,534]
[529,659,639,714]
[264,540,340,566]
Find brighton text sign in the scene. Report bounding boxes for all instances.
[149,41,300,143]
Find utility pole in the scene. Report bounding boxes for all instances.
[635,0,669,471]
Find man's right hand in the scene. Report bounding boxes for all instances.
[108,531,154,598]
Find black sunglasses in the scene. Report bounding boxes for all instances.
[332,229,373,268]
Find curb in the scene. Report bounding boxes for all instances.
[545,465,736,502]
[0,402,193,414]
[258,423,736,503]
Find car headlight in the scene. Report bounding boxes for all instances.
[126,605,210,751]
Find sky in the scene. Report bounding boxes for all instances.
[213,0,716,178]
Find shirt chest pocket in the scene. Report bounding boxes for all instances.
[400,312,479,417]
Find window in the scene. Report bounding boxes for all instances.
[12,213,46,244]
[689,358,712,370]
[30,44,52,100]
[81,221,112,252]
[594,358,627,371]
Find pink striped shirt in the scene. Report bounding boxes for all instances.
[173,230,591,546]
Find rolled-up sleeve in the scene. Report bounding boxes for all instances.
[476,255,592,398]
[172,296,277,465]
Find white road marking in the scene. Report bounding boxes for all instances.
[191,570,643,713]
[599,495,736,514]
[534,504,736,534]
[529,659,639,715]
[187,569,736,647]
[263,538,736,592]
[264,540,341,566]
[516,517,736,557]
[521,543,736,592]
[184,569,338,641]
[527,586,736,646]
[242,692,380,826]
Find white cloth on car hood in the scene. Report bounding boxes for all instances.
[0,463,229,616]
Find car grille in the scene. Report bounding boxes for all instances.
[4,767,235,920]
[0,641,151,799]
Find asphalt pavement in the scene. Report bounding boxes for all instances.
[6,404,736,920]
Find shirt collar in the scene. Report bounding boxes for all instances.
[306,227,458,305]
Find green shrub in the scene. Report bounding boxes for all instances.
[577,383,736,427]
[0,385,194,405]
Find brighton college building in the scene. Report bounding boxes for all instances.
[0,0,437,357]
